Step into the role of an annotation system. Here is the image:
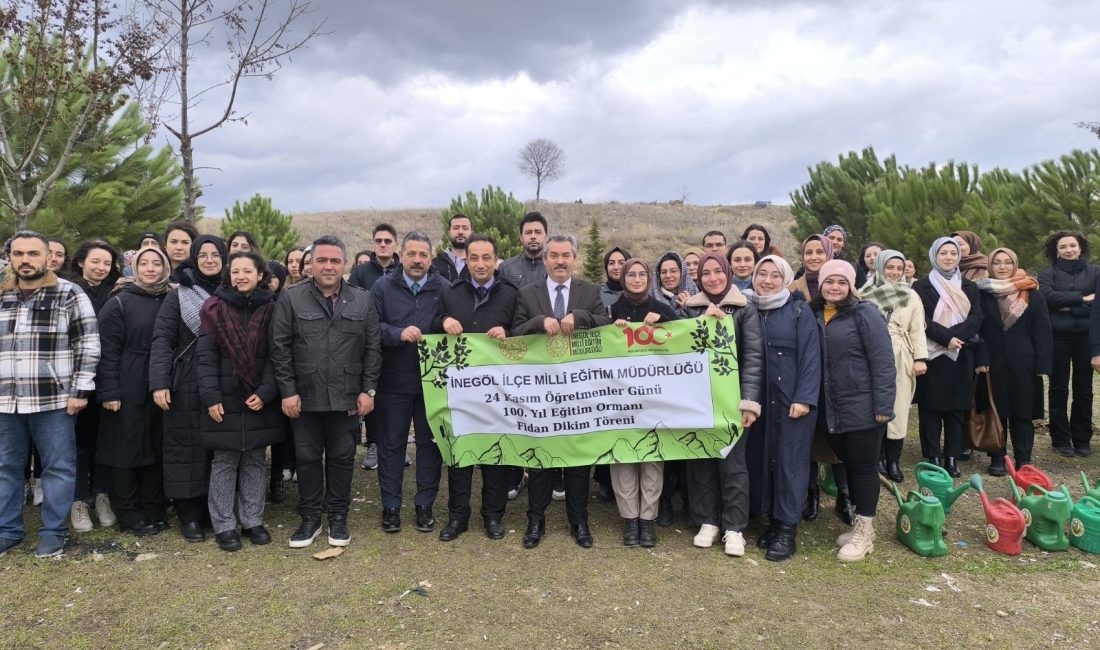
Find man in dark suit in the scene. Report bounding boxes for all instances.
[436,234,518,542]
[511,234,611,548]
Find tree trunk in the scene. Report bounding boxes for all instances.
[178,0,197,222]
[535,176,542,203]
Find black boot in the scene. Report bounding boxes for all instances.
[622,518,640,547]
[834,491,854,526]
[944,456,961,478]
[884,438,904,482]
[638,519,657,547]
[269,478,286,504]
[988,455,1007,477]
[756,518,779,549]
[877,458,887,478]
[765,523,797,562]
[656,496,673,527]
[802,484,820,521]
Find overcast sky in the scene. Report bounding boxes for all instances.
[178,0,1100,215]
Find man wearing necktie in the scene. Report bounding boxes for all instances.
[372,231,445,534]
[511,234,612,548]
[436,234,518,541]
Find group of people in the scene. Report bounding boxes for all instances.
[0,213,1096,564]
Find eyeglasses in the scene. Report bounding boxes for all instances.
[374,238,394,245]
[624,272,648,280]
[990,259,1015,267]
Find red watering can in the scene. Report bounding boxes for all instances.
[1004,457,1053,493]
[969,474,1025,556]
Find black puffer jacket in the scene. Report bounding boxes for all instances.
[813,298,896,433]
[196,287,285,451]
[1038,259,1100,336]
[682,286,765,415]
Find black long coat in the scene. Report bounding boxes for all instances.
[195,291,285,452]
[913,277,983,412]
[96,285,166,468]
[149,283,212,499]
[974,290,1053,420]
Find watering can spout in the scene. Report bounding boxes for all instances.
[970,474,985,493]
[1083,472,1093,493]
[941,481,973,509]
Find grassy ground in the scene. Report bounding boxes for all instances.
[4,420,1100,649]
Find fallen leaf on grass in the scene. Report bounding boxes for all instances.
[312,547,343,561]
[909,598,937,607]
[134,553,158,562]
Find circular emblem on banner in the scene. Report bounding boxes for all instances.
[900,514,911,534]
[1071,518,1085,538]
[986,524,1000,543]
[545,334,569,358]
[498,339,527,361]
[920,487,934,498]
[1022,509,1032,528]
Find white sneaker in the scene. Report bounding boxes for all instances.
[722,530,746,557]
[551,488,566,501]
[282,469,292,482]
[507,473,527,500]
[70,501,94,533]
[95,493,117,527]
[32,479,44,506]
[693,523,720,548]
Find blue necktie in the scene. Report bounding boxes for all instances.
[553,284,565,320]
[411,282,420,296]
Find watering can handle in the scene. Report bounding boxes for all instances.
[1080,496,1100,509]
[1082,471,1092,492]
[906,490,925,502]
[916,461,947,476]
[1026,484,1050,497]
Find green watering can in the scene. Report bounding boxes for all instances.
[888,480,947,558]
[819,463,838,497]
[1010,482,1072,551]
[1069,496,1100,555]
[914,462,972,514]
[1081,472,1100,502]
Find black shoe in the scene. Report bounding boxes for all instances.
[215,530,242,552]
[834,492,854,526]
[884,439,904,482]
[886,460,904,483]
[269,479,286,504]
[153,519,170,533]
[622,518,640,547]
[596,482,614,502]
[960,448,973,461]
[484,519,505,540]
[765,523,797,562]
[181,521,205,543]
[925,457,943,467]
[988,457,1007,477]
[638,519,656,547]
[802,485,820,522]
[756,518,779,549]
[1076,444,1094,457]
[289,517,322,548]
[522,517,544,548]
[244,525,272,545]
[877,458,888,478]
[122,520,160,537]
[328,515,350,546]
[571,520,594,548]
[415,506,435,532]
[1053,445,1076,458]
[656,498,673,527]
[381,508,401,533]
[944,457,961,478]
[439,518,468,542]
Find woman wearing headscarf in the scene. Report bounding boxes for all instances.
[861,250,927,482]
[855,241,885,289]
[952,231,989,281]
[600,246,631,309]
[650,251,697,319]
[1038,230,1100,457]
[726,239,759,292]
[96,247,174,535]
[912,237,983,477]
[788,235,833,301]
[811,260,895,562]
[681,246,704,284]
[150,234,226,541]
[682,253,764,557]
[197,251,283,551]
[609,258,678,548]
[822,225,848,260]
[744,255,820,561]
[974,248,1052,474]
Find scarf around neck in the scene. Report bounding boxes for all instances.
[926,238,970,361]
[860,249,912,316]
[200,286,276,395]
[747,254,793,311]
[975,247,1037,330]
[620,258,652,306]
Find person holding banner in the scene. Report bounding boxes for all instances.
[745,255,820,562]
[436,234,518,542]
[811,260,895,562]
[609,258,679,548]
[511,234,612,549]
[681,252,764,557]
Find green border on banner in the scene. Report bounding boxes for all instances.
[417,315,742,469]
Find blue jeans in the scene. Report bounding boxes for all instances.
[0,409,76,540]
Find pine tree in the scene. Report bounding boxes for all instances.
[220,194,301,261]
[790,147,885,252]
[581,218,606,282]
[439,186,525,258]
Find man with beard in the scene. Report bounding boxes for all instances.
[511,234,611,549]
[372,232,445,533]
[432,214,471,282]
[500,212,549,288]
[0,232,100,558]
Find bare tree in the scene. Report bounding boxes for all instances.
[0,0,163,230]
[1077,121,1100,139]
[142,0,327,221]
[517,138,565,203]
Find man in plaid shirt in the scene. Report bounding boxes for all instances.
[0,232,100,559]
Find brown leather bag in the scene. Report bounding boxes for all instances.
[967,374,1005,453]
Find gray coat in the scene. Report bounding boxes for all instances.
[813,299,896,433]
[683,287,765,415]
[269,279,382,412]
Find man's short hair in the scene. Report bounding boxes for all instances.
[402,231,432,250]
[519,211,548,233]
[702,230,726,244]
[465,233,498,256]
[542,234,577,258]
[311,235,347,260]
[373,223,397,238]
[448,213,471,227]
[10,230,49,250]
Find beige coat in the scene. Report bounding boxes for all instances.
[886,294,927,439]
